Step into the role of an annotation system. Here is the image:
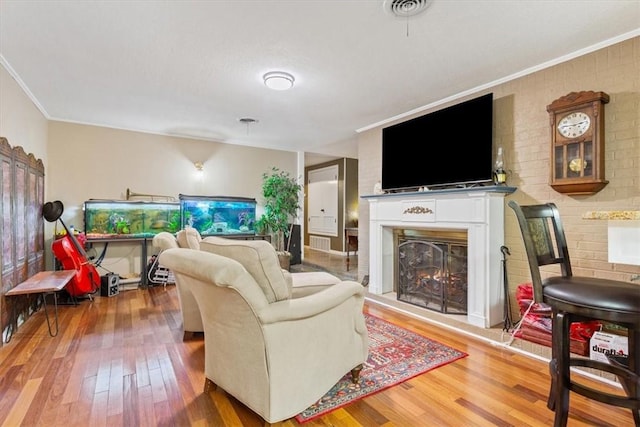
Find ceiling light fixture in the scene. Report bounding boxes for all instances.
[238,117,259,134]
[263,71,295,91]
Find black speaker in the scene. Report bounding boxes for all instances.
[101,273,120,297]
[287,224,301,265]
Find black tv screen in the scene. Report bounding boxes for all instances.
[382,93,494,191]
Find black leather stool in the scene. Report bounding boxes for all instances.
[509,201,639,427]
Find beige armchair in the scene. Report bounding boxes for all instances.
[152,230,203,340]
[159,247,368,424]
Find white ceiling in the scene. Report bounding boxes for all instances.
[1,1,639,164]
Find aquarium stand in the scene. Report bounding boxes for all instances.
[86,237,152,288]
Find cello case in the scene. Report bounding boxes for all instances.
[43,201,100,297]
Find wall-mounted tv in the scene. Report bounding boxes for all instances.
[381,93,494,192]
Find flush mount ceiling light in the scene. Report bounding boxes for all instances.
[383,0,433,18]
[263,71,295,90]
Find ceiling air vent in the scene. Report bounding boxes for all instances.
[383,0,433,18]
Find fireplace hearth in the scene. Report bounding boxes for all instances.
[395,229,468,314]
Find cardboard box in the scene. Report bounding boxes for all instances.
[590,331,628,364]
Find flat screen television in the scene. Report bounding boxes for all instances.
[381,93,494,192]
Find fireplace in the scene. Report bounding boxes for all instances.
[363,186,515,328]
[395,229,468,314]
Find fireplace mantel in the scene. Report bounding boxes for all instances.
[362,186,516,328]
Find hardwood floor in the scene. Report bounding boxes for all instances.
[0,257,635,426]
[290,247,359,282]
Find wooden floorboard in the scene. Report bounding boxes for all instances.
[0,281,635,426]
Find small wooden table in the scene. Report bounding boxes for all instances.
[5,270,75,342]
[345,227,358,271]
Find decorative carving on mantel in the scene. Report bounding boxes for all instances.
[403,206,434,215]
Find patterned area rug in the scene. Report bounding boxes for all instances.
[295,313,468,423]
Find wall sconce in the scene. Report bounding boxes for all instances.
[194,161,204,180]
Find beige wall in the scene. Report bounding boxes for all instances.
[0,65,48,168]
[46,122,298,274]
[357,36,640,307]
[47,122,297,225]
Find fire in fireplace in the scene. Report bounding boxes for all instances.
[394,229,468,314]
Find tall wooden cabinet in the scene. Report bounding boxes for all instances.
[0,137,45,344]
[307,164,339,237]
[304,158,358,253]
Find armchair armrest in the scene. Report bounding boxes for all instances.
[289,271,341,298]
[256,280,365,324]
[282,269,293,295]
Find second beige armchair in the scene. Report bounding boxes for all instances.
[152,230,203,340]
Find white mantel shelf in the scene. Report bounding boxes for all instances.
[362,186,517,328]
[361,185,517,201]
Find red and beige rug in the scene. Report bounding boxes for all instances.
[296,313,468,423]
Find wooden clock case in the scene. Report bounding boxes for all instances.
[546,91,609,195]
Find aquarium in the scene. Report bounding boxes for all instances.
[84,200,181,240]
[179,194,256,237]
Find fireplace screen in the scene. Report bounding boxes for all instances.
[395,230,468,314]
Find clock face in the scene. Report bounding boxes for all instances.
[557,112,591,138]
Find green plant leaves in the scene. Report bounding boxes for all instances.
[259,167,302,252]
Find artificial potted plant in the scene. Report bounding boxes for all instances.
[256,167,302,270]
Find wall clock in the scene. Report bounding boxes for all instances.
[546,91,609,195]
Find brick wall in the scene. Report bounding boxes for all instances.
[358,36,640,313]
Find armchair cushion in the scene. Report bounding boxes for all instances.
[286,270,341,298]
[176,227,202,250]
[152,231,179,250]
[200,237,291,302]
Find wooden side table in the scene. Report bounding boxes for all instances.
[345,227,358,271]
[5,270,75,342]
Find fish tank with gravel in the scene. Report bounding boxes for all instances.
[83,200,181,240]
[179,194,257,237]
